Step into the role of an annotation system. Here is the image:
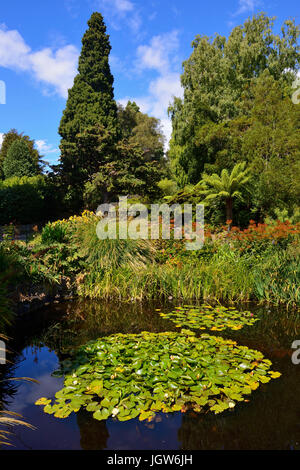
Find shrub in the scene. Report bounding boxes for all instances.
[0,175,61,225]
[41,222,68,245]
[157,178,177,197]
[73,211,155,271]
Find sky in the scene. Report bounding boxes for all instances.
[0,0,299,166]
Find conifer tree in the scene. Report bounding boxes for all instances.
[0,129,41,179]
[3,139,38,179]
[59,12,119,207]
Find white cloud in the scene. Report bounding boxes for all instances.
[0,25,79,98]
[149,73,182,115]
[36,139,59,155]
[112,0,134,13]
[0,133,4,148]
[136,31,179,74]
[119,32,183,147]
[148,12,157,21]
[233,0,261,16]
[30,45,79,98]
[148,73,183,145]
[64,0,80,18]
[127,12,142,35]
[97,0,141,34]
[0,28,31,70]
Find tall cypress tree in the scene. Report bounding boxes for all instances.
[59,12,119,207]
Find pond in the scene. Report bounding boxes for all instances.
[1,300,300,450]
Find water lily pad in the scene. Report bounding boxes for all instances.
[36,331,279,422]
[160,304,258,331]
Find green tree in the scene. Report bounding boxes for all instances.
[242,71,300,168]
[169,13,300,185]
[83,101,167,206]
[118,101,165,163]
[3,140,39,179]
[117,101,140,139]
[84,140,162,208]
[197,162,251,224]
[241,70,300,217]
[59,12,119,208]
[0,129,41,178]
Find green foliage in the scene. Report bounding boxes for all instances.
[3,139,39,179]
[0,241,60,286]
[241,71,300,216]
[59,12,119,205]
[0,239,63,331]
[0,129,41,179]
[168,13,300,201]
[0,245,15,330]
[77,253,254,302]
[10,211,298,307]
[41,223,68,245]
[75,233,300,306]
[73,213,155,271]
[181,14,299,122]
[118,101,165,162]
[159,305,258,332]
[0,176,44,224]
[197,162,251,223]
[253,243,300,307]
[83,140,163,208]
[58,16,168,212]
[0,175,59,225]
[157,178,178,197]
[36,330,280,421]
[265,207,300,225]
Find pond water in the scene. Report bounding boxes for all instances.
[1,300,300,450]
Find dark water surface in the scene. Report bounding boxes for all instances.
[1,300,300,450]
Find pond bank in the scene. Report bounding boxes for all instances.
[9,277,75,317]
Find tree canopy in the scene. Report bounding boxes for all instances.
[3,139,40,179]
[118,101,165,163]
[168,13,300,186]
[59,12,119,208]
[0,129,41,179]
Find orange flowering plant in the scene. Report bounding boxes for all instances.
[223,220,300,254]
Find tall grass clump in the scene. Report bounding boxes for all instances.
[77,246,254,302]
[253,243,300,306]
[0,410,35,446]
[18,213,300,307]
[73,212,156,271]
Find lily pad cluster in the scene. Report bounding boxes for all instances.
[158,305,259,331]
[36,330,280,421]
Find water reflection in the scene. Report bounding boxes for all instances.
[77,410,109,450]
[2,300,300,450]
[178,361,300,450]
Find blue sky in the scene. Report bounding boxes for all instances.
[0,0,299,166]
